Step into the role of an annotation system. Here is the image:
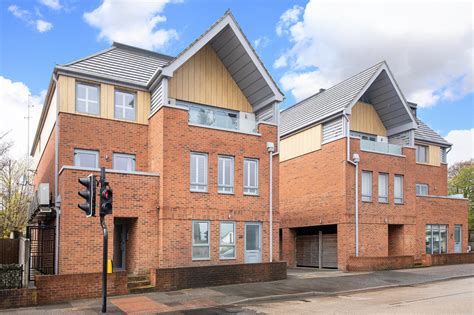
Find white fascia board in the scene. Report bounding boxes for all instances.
[345,65,385,115]
[253,96,279,112]
[162,15,283,102]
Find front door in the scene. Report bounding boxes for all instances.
[245,222,261,263]
[113,222,127,270]
[454,225,462,253]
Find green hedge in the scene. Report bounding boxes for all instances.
[0,264,23,289]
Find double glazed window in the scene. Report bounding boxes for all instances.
[218,156,234,194]
[74,149,99,168]
[76,83,99,115]
[115,90,136,121]
[416,145,428,163]
[192,221,210,260]
[220,222,236,259]
[394,175,404,204]
[378,173,389,203]
[244,158,259,195]
[190,153,208,192]
[426,224,448,254]
[416,183,429,196]
[361,171,372,202]
[113,153,136,172]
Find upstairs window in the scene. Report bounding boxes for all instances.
[378,173,389,203]
[113,153,136,172]
[416,145,428,163]
[74,149,99,168]
[190,152,208,192]
[394,175,404,204]
[115,90,136,121]
[351,131,377,142]
[416,183,429,196]
[76,83,99,115]
[218,156,234,194]
[244,158,259,195]
[361,171,372,202]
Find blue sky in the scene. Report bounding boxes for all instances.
[0,0,472,162]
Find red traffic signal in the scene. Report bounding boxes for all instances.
[100,185,113,216]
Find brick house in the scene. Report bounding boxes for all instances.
[28,11,284,287]
[279,61,469,270]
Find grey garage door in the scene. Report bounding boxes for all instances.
[296,233,337,268]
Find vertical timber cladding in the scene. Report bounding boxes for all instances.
[295,227,338,268]
[350,101,387,136]
[167,44,253,112]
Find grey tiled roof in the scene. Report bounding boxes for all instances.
[415,117,451,146]
[58,43,174,86]
[280,62,384,136]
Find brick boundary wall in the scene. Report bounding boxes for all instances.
[0,288,37,309]
[35,271,128,304]
[151,262,287,291]
[346,256,415,271]
[422,253,474,267]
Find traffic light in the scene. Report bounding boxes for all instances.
[78,174,96,217]
[100,183,113,216]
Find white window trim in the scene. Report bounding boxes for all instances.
[244,158,259,196]
[378,173,389,203]
[219,221,236,260]
[113,153,136,172]
[361,171,372,202]
[218,155,234,194]
[114,90,136,121]
[192,220,210,260]
[416,183,429,196]
[416,144,428,163]
[394,174,404,204]
[76,83,99,115]
[74,149,99,168]
[190,152,208,192]
[426,224,448,254]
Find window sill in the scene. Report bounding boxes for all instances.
[362,199,372,203]
[378,201,389,204]
[192,258,210,261]
[219,257,236,260]
[190,189,208,193]
[394,202,404,205]
[244,193,259,197]
[218,191,235,195]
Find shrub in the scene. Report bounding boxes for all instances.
[0,264,23,289]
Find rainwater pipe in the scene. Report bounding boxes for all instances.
[267,142,275,262]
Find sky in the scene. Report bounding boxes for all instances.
[0,0,472,164]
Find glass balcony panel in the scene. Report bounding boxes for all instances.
[360,139,402,155]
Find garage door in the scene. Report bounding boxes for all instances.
[296,233,337,268]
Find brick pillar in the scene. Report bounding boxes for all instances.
[281,228,296,267]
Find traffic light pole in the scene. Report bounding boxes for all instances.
[100,167,107,313]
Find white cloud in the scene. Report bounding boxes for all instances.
[0,77,45,159]
[36,20,53,32]
[8,4,53,33]
[276,0,473,105]
[273,55,288,69]
[40,0,62,10]
[254,36,270,49]
[276,5,303,37]
[83,0,179,50]
[445,129,474,165]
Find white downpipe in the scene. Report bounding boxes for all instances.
[53,74,60,274]
[267,142,275,263]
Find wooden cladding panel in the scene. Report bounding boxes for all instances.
[280,125,322,162]
[428,145,440,166]
[57,75,149,124]
[168,44,252,112]
[350,101,387,136]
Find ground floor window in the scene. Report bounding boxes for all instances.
[192,221,210,260]
[219,221,236,259]
[426,224,448,254]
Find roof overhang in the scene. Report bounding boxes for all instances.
[160,12,284,108]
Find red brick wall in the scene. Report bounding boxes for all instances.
[58,168,159,274]
[0,288,36,309]
[422,253,474,266]
[35,271,127,304]
[58,113,149,171]
[415,163,448,196]
[33,125,55,192]
[346,255,414,271]
[149,106,280,268]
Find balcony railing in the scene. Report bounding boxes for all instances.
[360,139,402,155]
[187,103,257,134]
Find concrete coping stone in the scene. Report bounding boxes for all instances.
[59,165,160,177]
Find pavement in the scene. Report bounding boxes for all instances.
[2,264,473,314]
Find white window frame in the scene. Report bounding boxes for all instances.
[416,144,428,163]
[192,220,210,260]
[218,156,234,194]
[361,171,372,202]
[76,83,99,115]
[244,158,259,195]
[219,221,236,260]
[114,90,136,121]
[378,173,389,203]
[394,175,404,204]
[416,183,429,196]
[113,153,136,172]
[74,149,99,168]
[190,152,208,192]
